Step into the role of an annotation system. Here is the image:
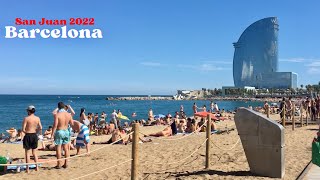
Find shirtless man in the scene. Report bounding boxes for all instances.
[51,102,73,169]
[22,105,42,173]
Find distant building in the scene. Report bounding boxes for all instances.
[233,17,297,89]
[222,86,256,96]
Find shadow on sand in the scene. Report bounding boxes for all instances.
[144,169,265,179]
[172,169,257,178]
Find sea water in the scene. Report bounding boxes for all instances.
[0,95,264,133]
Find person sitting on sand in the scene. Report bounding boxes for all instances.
[6,127,18,141]
[211,121,217,131]
[44,126,53,139]
[177,119,186,133]
[198,118,206,132]
[191,119,198,132]
[16,129,24,141]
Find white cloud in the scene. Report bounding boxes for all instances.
[202,60,233,65]
[0,77,44,84]
[140,62,162,67]
[305,61,320,67]
[178,63,230,71]
[308,67,320,74]
[279,58,306,63]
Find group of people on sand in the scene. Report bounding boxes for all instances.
[4,101,229,173]
[258,96,320,126]
[14,102,91,173]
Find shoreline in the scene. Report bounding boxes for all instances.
[106,96,285,102]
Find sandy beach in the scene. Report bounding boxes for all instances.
[0,113,316,180]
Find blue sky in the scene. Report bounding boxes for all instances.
[0,0,319,95]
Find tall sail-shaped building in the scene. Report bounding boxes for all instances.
[233,17,297,89]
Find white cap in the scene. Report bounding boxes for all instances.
[27,105,36,110]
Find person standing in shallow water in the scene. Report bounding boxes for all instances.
[22,105,42,173]
[192,103,198,115]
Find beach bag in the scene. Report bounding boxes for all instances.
[0,156,7,172]
[312,140,320,167]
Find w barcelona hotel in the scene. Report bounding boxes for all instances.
[232,17,298,90]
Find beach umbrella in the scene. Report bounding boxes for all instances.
[154,114,165,119]
[118,115,130,121]
[194,112,218,120]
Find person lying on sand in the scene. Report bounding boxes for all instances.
[93,127,128,145]
[146,126,172,137]
[127,135,152,144]
[39,140,75,151]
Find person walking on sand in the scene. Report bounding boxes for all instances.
[22,105,43,173]
[51,102,73,169]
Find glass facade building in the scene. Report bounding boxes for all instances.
[233,17,297,89]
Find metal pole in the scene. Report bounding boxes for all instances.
[131,123,139,180]
[205,114,211,169]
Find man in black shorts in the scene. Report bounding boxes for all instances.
[22,105,42,173]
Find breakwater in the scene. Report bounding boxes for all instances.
[106,96,174,100]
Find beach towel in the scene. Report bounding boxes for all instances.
[76,125,90,147]
[7,164,40,171]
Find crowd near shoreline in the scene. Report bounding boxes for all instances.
[0,96,319,179]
